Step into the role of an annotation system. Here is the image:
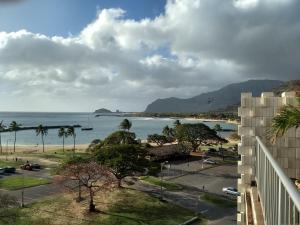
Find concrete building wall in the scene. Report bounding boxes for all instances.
[237,92,300,224]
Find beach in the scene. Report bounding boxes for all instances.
[2,144,89,153]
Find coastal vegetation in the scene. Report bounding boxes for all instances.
[35,124,48,153]
[147,134,168,146]
[9,121,21,152]
[0,121,5,154]
[58,127,68,152]
[93,144,147,187]
[67,126,77,153]
[176,123,227,151]
[119,118,132,131]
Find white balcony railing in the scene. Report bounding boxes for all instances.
[254,136,300,225]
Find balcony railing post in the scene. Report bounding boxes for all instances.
[254,136,300,225]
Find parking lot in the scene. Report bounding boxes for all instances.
[170,164,238,195]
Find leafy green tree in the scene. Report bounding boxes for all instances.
[271,98,300,142]
[119,118,132,131]
[104,130,137,145]
[147,134,168,146]
[58,127,68,152]
[87,139,103,153]
[67,126,76,153]
[36,124,48,153]
[9,121,22,152]
[95,145,146,187]
[0,121,6,154]
[176,123,226,151]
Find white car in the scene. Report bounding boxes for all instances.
[203,159,217,164]
[222,187,240,196]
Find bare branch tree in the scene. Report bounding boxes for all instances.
[58,161,116,212]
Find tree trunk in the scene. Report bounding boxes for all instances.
[62,136,64,153]
[117,178,122,188]
[13,131,16,152]
[0,133,2,154]
[89,188,96,212]
[73,137,76,153]
[42,135,44,153]
[76,180,82,202]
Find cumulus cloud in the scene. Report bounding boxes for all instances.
[0,0,299,111]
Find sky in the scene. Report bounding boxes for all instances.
[0,0,300,112]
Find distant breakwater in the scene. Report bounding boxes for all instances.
[0,125,81,133]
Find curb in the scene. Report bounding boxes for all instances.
[179,216,199,225]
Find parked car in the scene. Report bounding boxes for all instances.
[0,168,5,175]
[4,166,16,173]
[31,163,41,169]
[222,187,240,196]
[20,163,41,171]
[203,159,217,164]
[20,163,33,171]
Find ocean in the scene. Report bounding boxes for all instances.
[0,112,237,145]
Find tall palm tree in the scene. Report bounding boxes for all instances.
[67,126,76,153]
[9,121,21,153]
[214,123,224,160]
[0,121,6,154]
[162,125,171,137]
[271,98,300,141]
[119,119,132,131]
[58,127,67,153]
[174,119,181,127]
[36,124,48,153]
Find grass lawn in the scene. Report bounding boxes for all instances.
[0,159,25,168]
[140,176,183,191]
[0,189,202,225]
[200,193,236,208]
[0,176,50,190]
[22,150,89,162]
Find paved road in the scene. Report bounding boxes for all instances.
[171,165,238,196]
[130,179,237,225]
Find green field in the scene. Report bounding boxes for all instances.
[0,176,50,190]
[0,159,25,168]
[0,189,201,225]
[140,176,183,191]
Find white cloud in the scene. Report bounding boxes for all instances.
[0,0,299,111]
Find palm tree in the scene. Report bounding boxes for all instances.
[174,119,181,127]
[67,126,76,153]
[119,119,132,131]
[9,121,21,152]
[36,124,48,153]
[214,123,224,160]
[0,121,6,154]
[58,127,67,153]
[162,125,171,137]
[271,98,300,142]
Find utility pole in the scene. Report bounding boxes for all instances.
[160,161,168,200]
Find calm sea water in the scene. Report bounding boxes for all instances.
[0,112,237,145]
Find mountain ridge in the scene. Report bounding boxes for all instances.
[145,80,285,113]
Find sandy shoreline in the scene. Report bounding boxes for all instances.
[2,144,89,153]
[184,117,240,125]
